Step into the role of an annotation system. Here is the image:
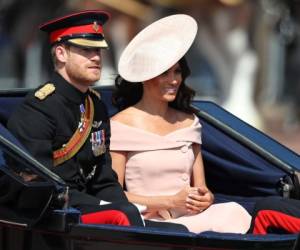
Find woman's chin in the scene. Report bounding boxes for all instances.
[163,95,176,102]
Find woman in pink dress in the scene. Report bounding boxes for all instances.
[109,14,251,233]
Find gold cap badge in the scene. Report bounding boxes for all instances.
[93,21,99,32]
[35,83,55,100]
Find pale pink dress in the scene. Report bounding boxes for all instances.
[110,116,251,233]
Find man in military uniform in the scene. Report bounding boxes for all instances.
[7,10,187,230]
[7,10,144,226]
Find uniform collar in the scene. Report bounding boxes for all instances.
[51,72,89,104]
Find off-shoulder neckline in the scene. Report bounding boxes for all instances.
[111,114,199,138]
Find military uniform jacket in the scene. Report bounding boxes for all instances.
[7,73,127,208]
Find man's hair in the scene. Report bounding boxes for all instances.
[50,45,58,69]
[50,43,70,70]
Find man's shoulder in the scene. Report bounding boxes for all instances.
[33,83,56,101]
[89,89,109,114]
[7,83,58,130]
[19,82,61,115]
[25,82,62,105]
[89,88,101,100]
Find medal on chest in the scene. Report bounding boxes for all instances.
[90,129,106,156]
[78,104,86,132]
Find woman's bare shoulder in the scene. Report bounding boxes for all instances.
[173,109,195,123]
[111,107,138,125]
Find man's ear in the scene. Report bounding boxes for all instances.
[55,44,68,63]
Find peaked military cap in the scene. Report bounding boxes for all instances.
[39,10,110,48]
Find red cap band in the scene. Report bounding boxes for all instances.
[50,23,103,43]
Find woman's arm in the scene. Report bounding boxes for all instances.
[110,150,197,211]
[186,144,214,212]
[191,144,207,187]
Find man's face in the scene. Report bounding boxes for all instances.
[61,45,102,87]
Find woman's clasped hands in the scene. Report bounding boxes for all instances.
[186,186,214,214]
[172,186,214,217]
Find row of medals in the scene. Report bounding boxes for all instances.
[79,103,106,157]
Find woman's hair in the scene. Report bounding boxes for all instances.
[112,56,197,114]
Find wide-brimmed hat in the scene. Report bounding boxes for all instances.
[118,14,197,82]
[39,10,110,48]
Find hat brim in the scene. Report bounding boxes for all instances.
[67,38,108,48]
[118,14,197,82]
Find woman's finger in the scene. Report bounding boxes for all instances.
[186,199,210,210]
[188,193,210,203]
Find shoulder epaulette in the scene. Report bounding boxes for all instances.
[35,83,55,100]
[89,88,101,100]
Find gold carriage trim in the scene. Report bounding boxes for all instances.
[53,95,94,166]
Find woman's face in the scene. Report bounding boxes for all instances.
[144,63,182,102]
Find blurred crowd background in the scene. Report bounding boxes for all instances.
[1,0,300,153]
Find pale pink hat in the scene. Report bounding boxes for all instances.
[118,14,198,82]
